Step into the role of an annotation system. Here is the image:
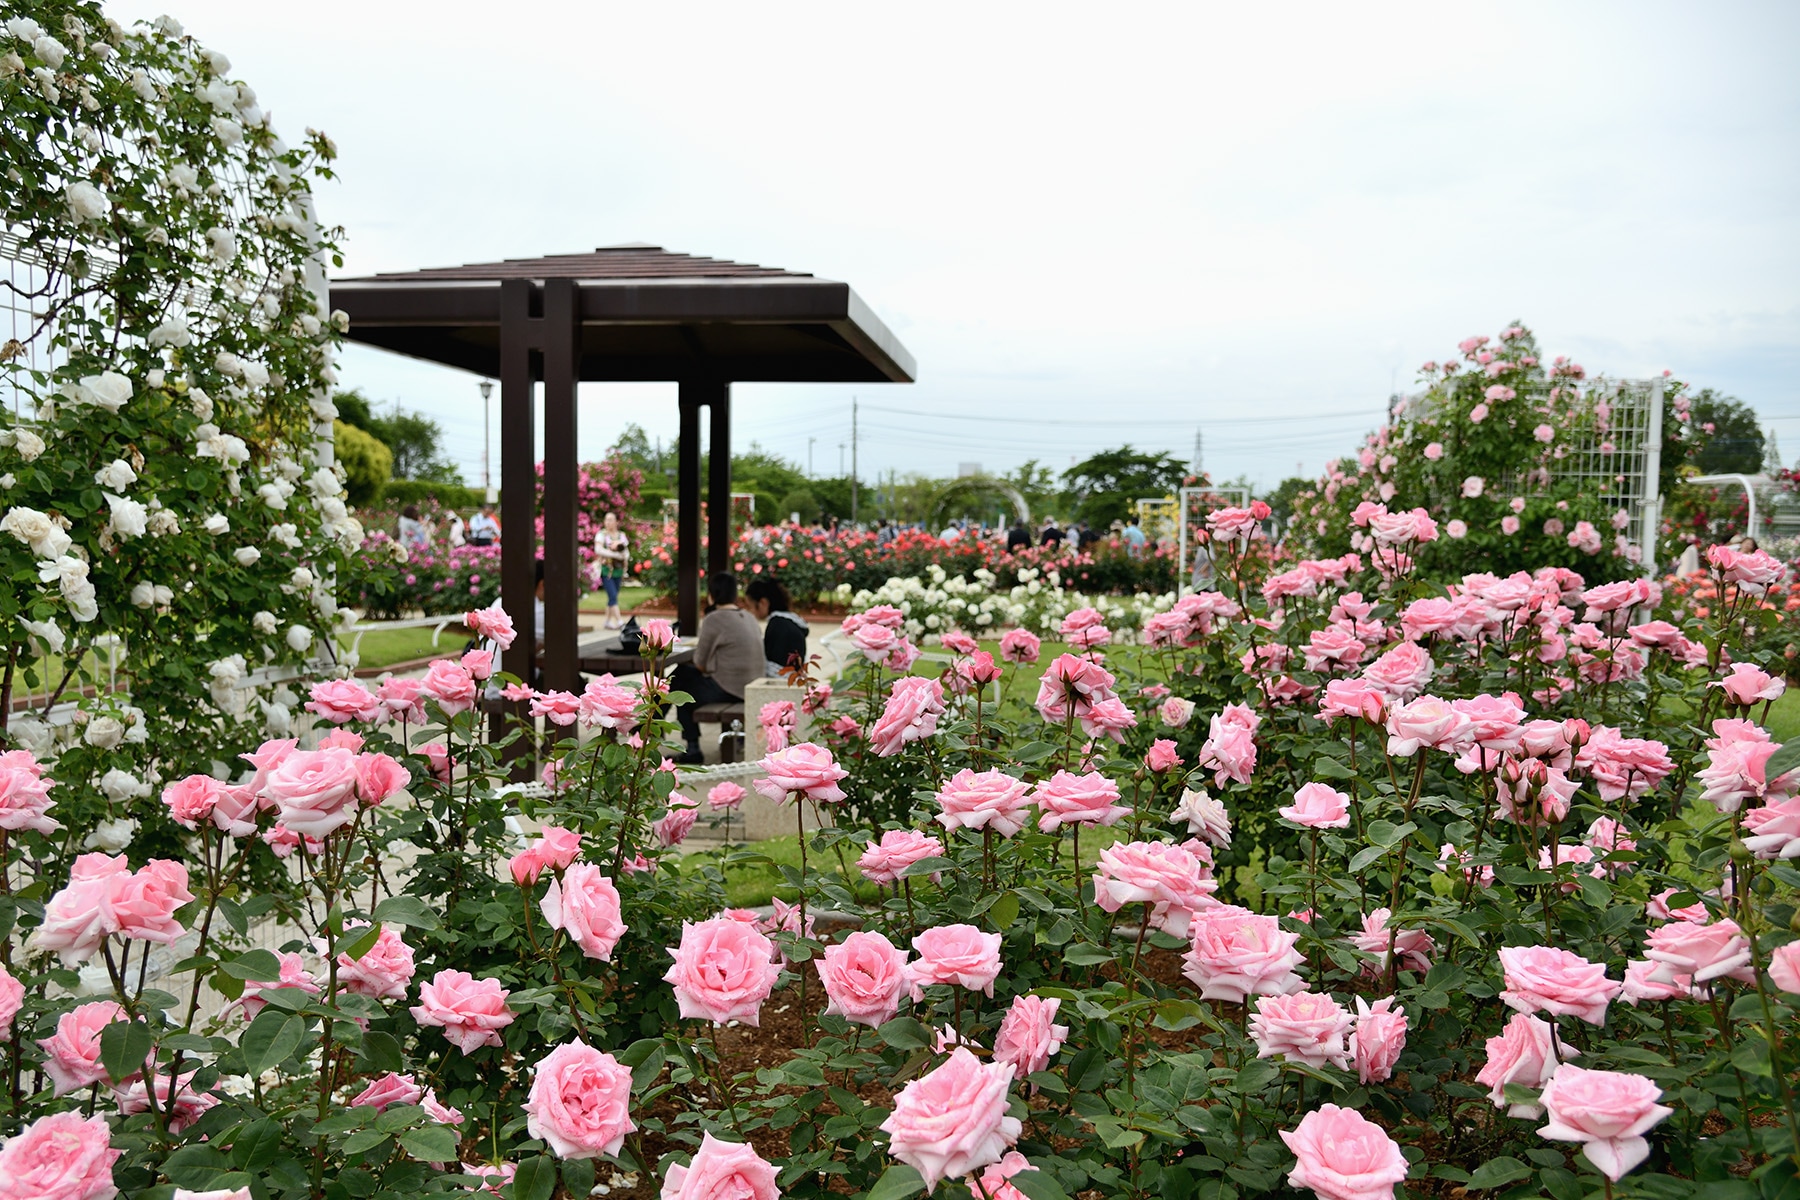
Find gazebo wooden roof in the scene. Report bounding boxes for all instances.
[330,245,915,693]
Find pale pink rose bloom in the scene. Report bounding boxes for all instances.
[377,677,428,723]
[1445,518,1468,540]
[999,628,1041,665]
[263,747,361,839]
[0,1111,122,1200]
[1279,1104,1408,1200]
[237,952,322,1020]
[38,1000,128,1095]
[461,1163,517,1197]
[354,753,410,806]
[935,769,1033,837]
[1538,1065,1673,1181]
[411,969,516,1053]
[1501,516,1521,535]
[1461,475,1484,498]
[1476,1012,1569,1117]
[1350,996,1408,1084]
[1034,770,1130,832]
[210,784,260,838]
[512,825,583,885]
[1317,678,1387,725]
[1182,905,1306,1004]
[174,1189,253,1200]
[993,995,1068,1083]
[1250,990,1353,1069]
[880,1047,1022,1193]
[1470,402,1490,423]
[708,781,747,810]
[940,630,980,656]
[115,1066,218,1132]
[320,728,365,750]
[1644,918,1753,986]
[1197,712,1258,787]
[352,1071,423,1112]
[529,691,581,726]
[334,923,416,1000]
[639,618,675,653]
[465,602,518,651]
[1767,943,1800,995]
[664,918,783,1025]
[1279,782,1351,829]
[421,657,479,715]
[654,805,698,847]
[107,859,192,947]
[758,700,798,753]
[305,679,382,724]
[1498,945,1620,1026]
[754,742,848,804]
[1093,841,1214,936]
[579,675,640,732]
[524,1040,636,1159]
[0,751,58,835]
[0,966,21,1040]
[542,863,627,962]
[1144,739,1183,773]
[949,651,1003,696]
[816,931,909,1027]
[1645,887,1711,924]
[459,648,495,681]
[1422,442,1443,460]
[909,925,1004,998]
[1714,662,1786,706]
[161,774,221,830]
[858,830,946,885]
[1384,696,1472,757]
[1361,642,1434,700]
[1159,696,1196,728]
[1744,794,1800,860]
[1349,908,1435,975]
[971,1151,1033,1200]
[851,622,899,661]
[1535,423,1555,442]
[1170,788,1233,846]
[1450,694,1525,754]
[869,676,948,758]
[661,1132,779,1200]
[1620,959,1695,1005]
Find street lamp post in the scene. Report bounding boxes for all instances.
[479,379,495,503]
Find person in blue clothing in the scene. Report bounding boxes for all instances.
[1122,517,1149,558]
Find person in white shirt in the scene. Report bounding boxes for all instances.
[447,511,466,547]
[468,505,500,547]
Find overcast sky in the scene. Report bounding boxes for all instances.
[116,0,1800,492]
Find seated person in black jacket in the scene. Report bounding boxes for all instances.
[745,577,808,676]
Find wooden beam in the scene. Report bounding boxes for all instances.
[541,278,581,701]
[677,384,703,636]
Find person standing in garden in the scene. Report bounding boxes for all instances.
[446,509,465,547]
[1006,517,1031,551]
[670,572,763,763]
[593,511,630,629]
[468,504,500,547]
[1122,516,1148,558]
[398,505,429,553]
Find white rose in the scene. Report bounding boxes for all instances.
[203,513,230,535]
[84,714,125,749]
[290,566,314,589]
[306,467,341,500]
[2,506,70,558]
[77,372,132,413]
[285,625,313,653]
[147,314,191,348]
[270,523,300,548]
[32,34,65,68]
[257,482,289,510]
[189,387,214,420]
[206,226,237,263]
[129,581,157,608]
[6,17,44,41]
[234,546,261,566]
[98,768,149,803]
[106,494,147,538]
[22,618,64,653]
[94,459,136,490]
[147,509,179,536]
[251,610,277,634]
[8,716,52,756]
[83,817,138,854]
[64,180,107,221]
[263,700,293,736]
[13,429,44,460]
[240,361,269,388]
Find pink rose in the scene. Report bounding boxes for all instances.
[0,752,58,835]
[1644,918,1753,986]
[1361,642,1434,700]
[115,1067,218,1132]
[354,753,410,806]
[524,1041,636,1159]
[1423,441,1443,460]
[305,679,382,724]
[352,1071,423,1112]
[210,784,260,838]
[1348,908,1435,976]
[110,860,193,945]
[461,648,495,680]
[858,830,946,885]
[908,924,1003,998]
[1279,1104,1408,1200]
[1279,782,1351,829]
[661,1133,779,1200]
[1182,905,1306,1004]
[1767,943,1800,995]
[377,677,428,723]
[869,677,947,758]
[1250,990,1354,1069]
[1475,1012,1569,1116]
[38,1000,128,1095]
[654,804,698,847]
[161,774,221,830]
[880,1047,1022,1192]
[237,951,321,1020]
[530,691,581,726]
[935,769,1033,838]
[411,970,516,1053]
[31,853,130,966]
[241,738,297,794]
[465,602,517,651]
[0,1111,122,1200]
[174,1190,252,1200]
[1535,423,1555,443]
[262,747,361,839]
[335,923,416,1000]
[0,966,21,1040]
[1714,662,1786,707]
[542,864,626,961]
[1197,708,1258,787]
[1501,515,1521,535]
[1318,678,1387,725]
[1093,841,1214,936]
[579,675,640,732]
[1159,696,1196,728]
[664,918,783,1025]
[1499,945,1620,1026]
[1350,996,1408,1084]
[1144,739,1183,772]
[998,628,1041,665]
[1620,959,1694,1005]
[461,1163,516,1197]
[817,931,909,1027]
[707,781,746,810]
[851,622,898,661]
[1538,1065,1673,1181]
[1034,770,1130,832]
[1384,695,1471,757]
[940,630,980,656]
[421,658,478,716]
[971,1152,1033,1200]
[754,743,848,804]
[639,618,675,653]
[992,994,1068,1084]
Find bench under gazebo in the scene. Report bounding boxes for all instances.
[329,244,916,694]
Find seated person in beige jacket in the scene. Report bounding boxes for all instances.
[670,572,764,763]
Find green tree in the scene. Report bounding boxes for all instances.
[1005,459,1061,520]
[779,488,820,523]
[332,389,462,483]
[1687,388,1764,475]
[1262,476,1312,524]
[334,419,393,506]
[1061,445,1189,527]
[608,422,658,473]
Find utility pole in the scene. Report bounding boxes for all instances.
[808,437,815,479]
[1192,427,1203,479]
[851,396,859,525]
[838,443,845,476]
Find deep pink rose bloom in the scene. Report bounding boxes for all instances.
[0,751,58,835]
[354,753,411,806]
[817,931,909,1027]
[305,679,381,724]
[1182,905,1305,1004]
[665,918,783,1025]
[161,774,221,830]
[707,781,747,811]
[1498,945,1620,1026]
[110,860,193,945]
[1476,1011,1570,1116]
[263,747,361,839]
[421,658,478,716]
[1280,1104,1408,1200]
[1350,996,1408,1084]
[0,965,22,1040]
[1034,770,1130,832]
[869,677,947,758]
[1144,739,1183,772]
[950,651,1003,696]
[524,1041,636,1159]
[661,1133,780,1200]
[998,629,1041,665]
[1251,990,1354,1069]
[352,1071,423,1112]
[0,1111,122,1200]
[880,1047,1022,1192]
[993,994,1068,1083]
[754,743,848,804]
[38,1000,127,1095]
[237,952,321,1020]
[1093,841,1214,936]
[1279,782,1351,829]
[542,864,626,961]
[858,830,946,885]
[1538,1065,1673,1181]
[908,924,1003,998]
[411,970,516,1053]
[334,923,416,1000]
[935,769,1033,837]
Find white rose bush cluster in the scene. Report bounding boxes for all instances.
[844,566,1168,643]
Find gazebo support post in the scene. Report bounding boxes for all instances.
[677,382,704,635]
[541,278,582,704]
[708,385,732,575]
[498,280,537,690]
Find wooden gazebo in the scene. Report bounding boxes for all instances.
[329,245,915,692]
